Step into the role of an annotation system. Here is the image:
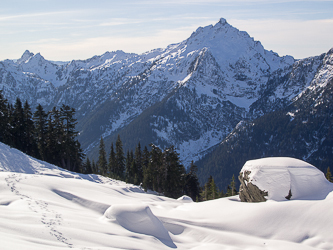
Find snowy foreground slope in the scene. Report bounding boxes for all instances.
[1,142,333,250]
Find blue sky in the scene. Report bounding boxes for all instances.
[1,0,333,61]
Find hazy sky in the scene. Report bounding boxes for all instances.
[1,0,333,61]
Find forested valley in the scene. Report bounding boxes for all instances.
[0,90,233,200]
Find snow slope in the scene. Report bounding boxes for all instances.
[1,142,333,250]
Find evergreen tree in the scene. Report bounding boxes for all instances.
[326,167,332,182]
[108,143,116,178]
[142,145,150,189]
[0,90,10,144]
[33,104,48,160]
[144,144,162,192]
[230,175,238,196]
[60,104,83,171]
[23,101,38,157]
[210,177,219,200]
[202,176,219,200]
[82,157,93,174]
[92,160,97,174]
[134,142,143,185]
[162,145,186,198]
[184,161,200,201]
[98,137,107,175]
[12,98,25,151]
[125,150,135,183]
[45,107,63,166]
[115,134,125,179]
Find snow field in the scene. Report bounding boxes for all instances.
[1,143,333,249]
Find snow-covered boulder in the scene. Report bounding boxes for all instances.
[238,157,333,202]
[177,195,193,203]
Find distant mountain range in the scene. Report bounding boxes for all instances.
[1,18,332,189]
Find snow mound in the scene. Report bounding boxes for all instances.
[104,204,172,241]
[240,157,333,201]
[177,195,193,202]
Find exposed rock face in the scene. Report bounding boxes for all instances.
[239,170,268,202]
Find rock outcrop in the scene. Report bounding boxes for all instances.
[239,170,268,202]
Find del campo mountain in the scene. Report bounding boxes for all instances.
[1,18,332,188]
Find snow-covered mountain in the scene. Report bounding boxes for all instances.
[1,142,333,249]
[0,18,330,165]
[195,47,333,189]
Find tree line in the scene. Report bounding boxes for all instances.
[82,136,201,200]
[0,90,84,172]
[86,135,238,200]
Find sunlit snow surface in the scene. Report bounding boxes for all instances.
[1,142,333,250]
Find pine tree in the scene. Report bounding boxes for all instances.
[145,144,162,192]
[210,178,219,200]
[0,90,10,144]
[142,146,150,190]
[12,98,25,151]
[59,104,83,171]
[98,137,107,175]
[134,142,143,185]
[33,104,48,160]
[108,143,116,178]
[23,101,38,157]
[125,150,133,182]
[162,145,186,198]
[230,175,238,196]
[326,167,332,182]
[115,134,125,179]
[92,160,97,174]
[83,157,93,174]
[184,161,200,201]
[45,107,63,166]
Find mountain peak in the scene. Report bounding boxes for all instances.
[217,18,227,25]
[17,50,34,64]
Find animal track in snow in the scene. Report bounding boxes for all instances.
[5,173,74,248]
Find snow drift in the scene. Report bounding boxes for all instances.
[1,142,333,249]
[239,157,333,201]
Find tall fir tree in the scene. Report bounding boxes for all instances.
[162,145,186,198]
[108,143,116,178]
[84,157,93,174]
[125,150,135,183]
[98,137,108,175]
[115,134,125,179]
[0,90,10,144]
[33,104,48,160]
[60,104,83,171]
[134,142,143,185]
[144,144,162,192]
[184,161,200,201]
[12,98,25,151]
[23,101,38,157]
